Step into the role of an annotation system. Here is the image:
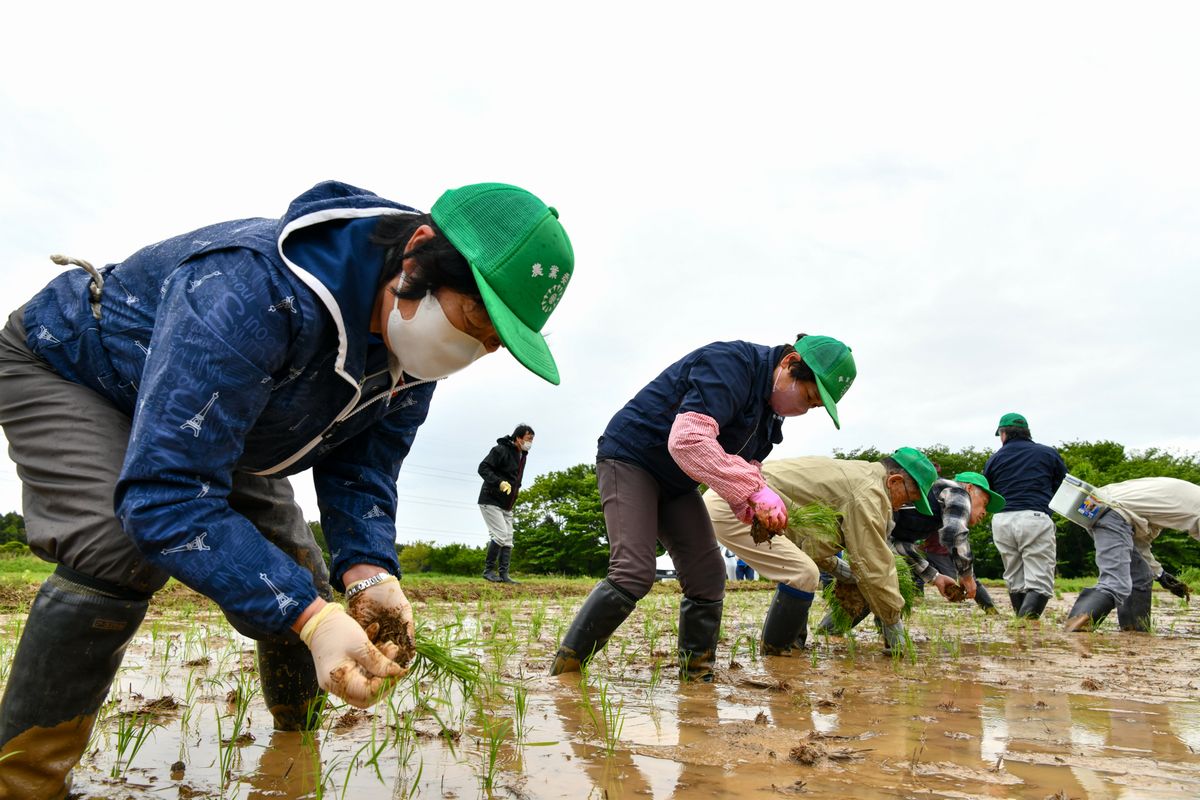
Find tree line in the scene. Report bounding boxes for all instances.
[4,442,1197,578]
[401,441,1200,578]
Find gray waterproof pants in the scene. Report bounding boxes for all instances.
[1091,511,1153,605]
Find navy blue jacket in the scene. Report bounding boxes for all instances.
[23,181,438,634]
[596,341,786,496]
[983,439,1066,515]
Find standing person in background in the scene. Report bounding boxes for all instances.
[479,424,534,583]
[736,555,756,581]
[983,413,1067,620]
[889,472,1004,616]
[0,180,575,799]
[550,335,856,682]
[1063,477,1198,632]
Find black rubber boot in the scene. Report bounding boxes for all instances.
[760,585,814,655]
[482,541,502,582]
[550,579,638,675]
[1064,587,1116,632]
[257,636,325,731]
[814,605,871,636]
[678,597,722,682]
[1017,592,1050,620]
[1116,588,1152,632]
[1008,591,1027,615]
[0,570,149,800]
[498,546,519,584]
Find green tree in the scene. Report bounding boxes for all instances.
[0,512,26,546]
[398,540,434,574]
[513,463,609,576]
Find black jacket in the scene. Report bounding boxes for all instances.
[478,436,528,510]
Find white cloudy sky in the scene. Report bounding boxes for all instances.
[2,2,1197,547]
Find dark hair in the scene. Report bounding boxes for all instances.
[779,332,817,382]
[880,457,919,495]
[999,425,1032,441]
[512,424,535,440]
[371,213,479,301]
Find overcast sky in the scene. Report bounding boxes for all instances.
[2,2,1197,547]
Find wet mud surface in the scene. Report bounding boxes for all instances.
[1,586,1197,798]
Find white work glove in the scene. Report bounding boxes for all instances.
[300,604,405,708]
[832,557,856,584]
[346,574,416,666]
[499,481,512,495]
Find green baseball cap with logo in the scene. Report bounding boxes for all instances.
[889,447,937,515]
[953,471,1006,513]
[795,335,856,429]
[431,183,574,385]
[994,412,1028,436]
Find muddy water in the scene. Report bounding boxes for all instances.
[2,589,1198,798]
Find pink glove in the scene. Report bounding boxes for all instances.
[748,485,788,531]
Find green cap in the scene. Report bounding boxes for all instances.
[953,471,1006,513]
[431,183,574,385]
[795,335,856,429]
[994,412,1028,436]
[889,447,937,515]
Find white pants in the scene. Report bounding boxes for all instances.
[992,510,1057,597]
[480,504,514,547]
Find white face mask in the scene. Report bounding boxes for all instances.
[520,439,533,452]
[385,291,487,380]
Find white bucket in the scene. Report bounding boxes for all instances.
[1048,474,1110,529]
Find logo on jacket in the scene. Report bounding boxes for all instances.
[180,392,219,438]
[187,270,224,293]
[269,296,298,314]
[162,532,211,555]
[260,573,299,615]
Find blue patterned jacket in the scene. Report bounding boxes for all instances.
[22,181,437,633]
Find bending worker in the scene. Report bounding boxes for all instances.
[550,334,856,681]
[707,448,939,654]
[1064,476,1198,632]
[890,472,1005,616]
[0,180,575,799]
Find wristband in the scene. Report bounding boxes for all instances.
[345,573,397,601]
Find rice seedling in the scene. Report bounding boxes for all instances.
[111,711,161,778]
[478,714,512,790]
[821,554,918,634]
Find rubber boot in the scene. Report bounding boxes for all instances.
[0,571,148,800]
[1064,587,1116,632]
[256,636,326,731]
[815,605,871,636]
[1116,587,1152,632]
[760,584,814,655]
[1008,590,1027,615]
[1017,592,1050,620]
[678,597,722,682]
[550,579,638,675]
[482,540,502,582]
[498,545,519,584]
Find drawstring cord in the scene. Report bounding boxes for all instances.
[50,254,104,320]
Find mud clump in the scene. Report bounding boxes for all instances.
[943,583,967,603]
[790,741,826,765]
[833,581,868,619]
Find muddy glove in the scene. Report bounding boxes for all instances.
[347,574,416,666]
[881,620,907,652]
[745,485,788,531]
[832,557,856,584]
[1158,570,1191,601]
[499,480,512,494]
[930,573,957,599]
[300,603,404,708]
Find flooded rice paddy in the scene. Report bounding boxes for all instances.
[1,583,1198,799]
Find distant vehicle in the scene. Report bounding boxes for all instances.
[654,551,739,581]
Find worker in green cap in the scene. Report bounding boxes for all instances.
[550,333,855,682]
[707,447,939,655]
[0,180,574,798]
[983,413,1067,620]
